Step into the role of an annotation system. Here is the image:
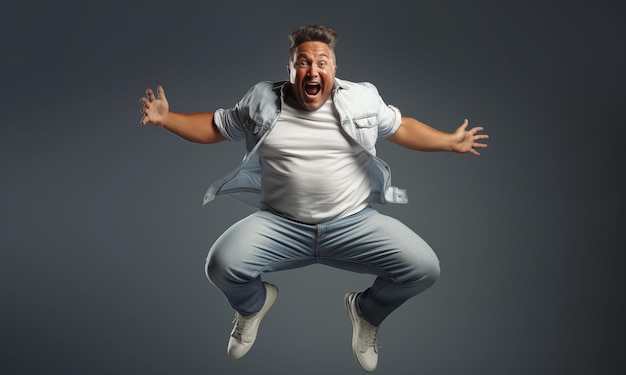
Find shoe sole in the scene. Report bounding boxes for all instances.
[345,293,365,367]
[243,281,278,341]
[345,292,377,372]
[259,282,278,318]
[227,282,278,359]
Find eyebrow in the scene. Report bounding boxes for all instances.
[296,52,331,60]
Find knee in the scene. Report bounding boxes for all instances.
[205,245,233,285]
[205,250,220,285]
[406,252,440,288]
[423,258,440,286]
[205,244,251,286]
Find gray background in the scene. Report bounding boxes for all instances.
[2,0,624,374]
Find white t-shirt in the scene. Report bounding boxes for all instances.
[258,98,371,224]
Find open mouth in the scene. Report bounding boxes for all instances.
[304,83,321,96]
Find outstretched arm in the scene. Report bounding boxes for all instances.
[140,85,226,144]
[386,117,488,156]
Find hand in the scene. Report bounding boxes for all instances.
[451,119,489,156]
[140,85,169,126]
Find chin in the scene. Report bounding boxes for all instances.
[303,103,322,111]
[303,96,326,110]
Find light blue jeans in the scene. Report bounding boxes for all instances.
[205,207,440,326]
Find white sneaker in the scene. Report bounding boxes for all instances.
[345,292,379,372]
[227,282,278,359]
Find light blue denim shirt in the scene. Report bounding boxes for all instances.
[203,77,408,207]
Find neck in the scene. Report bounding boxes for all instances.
[284,84,310,111]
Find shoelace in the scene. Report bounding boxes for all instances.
[361,322,377,346]
[231,313,251,340]
[358,319,382,351]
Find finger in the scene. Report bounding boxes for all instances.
[474,134,489,141]
[157,85,166,101]
[460,118,469,131]
[146,88,155,102]
[470,126,485,134]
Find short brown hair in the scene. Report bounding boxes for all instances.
[288,25,338,61]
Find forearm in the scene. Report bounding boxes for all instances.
[386,117,454,151]
[162,111,226,144]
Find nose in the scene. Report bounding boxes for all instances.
[307,65,318,77]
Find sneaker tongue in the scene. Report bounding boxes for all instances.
[305,84,320,95]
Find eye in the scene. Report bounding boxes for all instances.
[296,60,309,68]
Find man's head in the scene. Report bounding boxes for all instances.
[287,25,338,111]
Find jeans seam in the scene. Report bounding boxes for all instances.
[317,256,392,279]
[258,257,319,273]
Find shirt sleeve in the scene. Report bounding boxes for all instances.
[213,106,246,142]
[212,82,278,142]
[213,83,267,142]
[364,82,401,139]
[377,104,402,139]
[213,102,248,142]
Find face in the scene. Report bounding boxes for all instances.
[288,41,337,111]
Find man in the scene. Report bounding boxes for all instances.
[140,25,488,372]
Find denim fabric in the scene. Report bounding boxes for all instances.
[203,78,408,208]
[206,207,440,326]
